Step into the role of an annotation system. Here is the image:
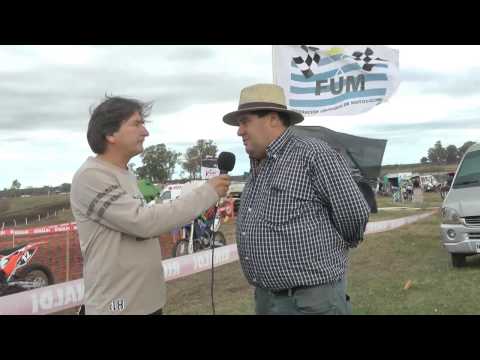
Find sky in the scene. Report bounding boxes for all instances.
[1,45,479,189]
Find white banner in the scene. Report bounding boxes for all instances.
[273,45,400,116]
[201,166,220,180]
[201,157,220,179]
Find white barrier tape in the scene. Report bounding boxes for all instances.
[0,211,435,314]
[163,243,239,281]
[0,279,84,315]
[365,211,436,234]
[0,244,239,315]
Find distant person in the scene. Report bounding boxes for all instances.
[405,181,413,201]
[70,96,230,315]
[446,173,454,187]
[412,177,423,204]
[223,84,370,315]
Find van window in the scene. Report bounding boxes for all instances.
[453,150,480,189]
[160,191,171,200]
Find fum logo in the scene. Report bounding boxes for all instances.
[109,298,127,313]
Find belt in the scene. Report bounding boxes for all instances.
[269,286,311,297]
[268,286,351,301]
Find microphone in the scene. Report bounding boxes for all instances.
[217,152,235,174]
[209,151,235,316]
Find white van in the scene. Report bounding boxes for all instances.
[158,184,185,204]
[157,180,207,204]
[440,142,480,267]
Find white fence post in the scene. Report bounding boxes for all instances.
[65,231,70,282]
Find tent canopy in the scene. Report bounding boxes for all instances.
[291,125,387,180]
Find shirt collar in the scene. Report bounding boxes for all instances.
[249,127,294,177]
[266,127,294,159]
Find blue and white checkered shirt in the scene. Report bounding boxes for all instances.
[236,127,370,290]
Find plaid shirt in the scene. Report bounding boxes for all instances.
[236,127,370,290]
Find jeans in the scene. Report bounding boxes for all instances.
[254,278,352,315]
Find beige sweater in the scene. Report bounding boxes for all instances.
[70,157,218,315]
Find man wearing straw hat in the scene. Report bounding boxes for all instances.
[223,84,370,315]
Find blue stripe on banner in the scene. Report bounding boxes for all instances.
[289,88,387,107]
[291,63,390,82]
[365,73,388,81]
[341,63,361,72]
[290,74,388,94]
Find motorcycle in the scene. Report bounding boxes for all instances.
[172,208,226,258]
[0,241,55,296]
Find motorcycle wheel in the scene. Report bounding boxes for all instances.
[172,239,190,258]
[19,264,55,288]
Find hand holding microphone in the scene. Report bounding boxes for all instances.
[208,175,230,198]
[207,152,236,198]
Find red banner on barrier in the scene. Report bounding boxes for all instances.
[0,222,77,237]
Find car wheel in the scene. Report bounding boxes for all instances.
[451,254,466,268]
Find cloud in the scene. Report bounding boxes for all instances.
[164,46,216,61]
[0,54,262,131]
[401,67,480,97]
[0,137,28,143]
[356,117,480,135]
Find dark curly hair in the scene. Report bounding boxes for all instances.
[87,95,152,154]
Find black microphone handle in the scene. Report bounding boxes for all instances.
[220,170,228,175]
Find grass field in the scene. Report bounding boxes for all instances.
[380,163,458,176]
[0,194,70,227]
[164,213,480,315]
[9,209,75,229]
[0,194,69,214]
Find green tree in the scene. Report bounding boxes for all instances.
[136,144,181,183]
[10,179,21,196]
[420,156,428,164]
[428,141,446,164]
[445,144,459,164]
[181,139,218,179]
[58,183,71,193]
[458,141,476,157]
[11,179,20,190]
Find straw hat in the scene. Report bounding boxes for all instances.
[223,83,304,126]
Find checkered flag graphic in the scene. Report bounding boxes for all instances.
[351,47,387,72]
[292,45,321,78]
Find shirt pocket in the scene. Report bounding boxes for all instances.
[261,179,310,226]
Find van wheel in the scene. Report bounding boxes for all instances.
[451,254,466,267]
